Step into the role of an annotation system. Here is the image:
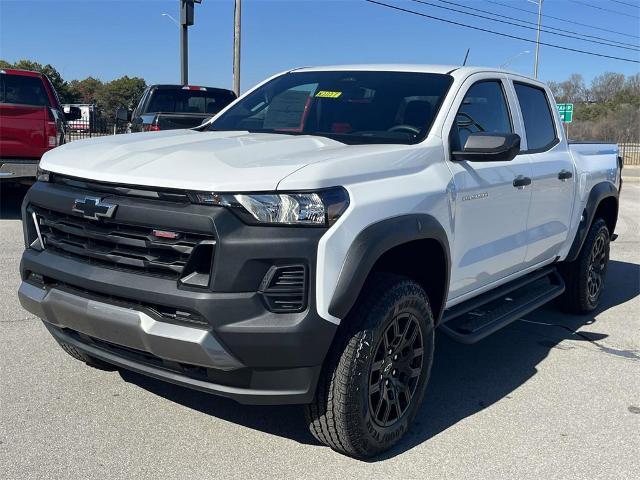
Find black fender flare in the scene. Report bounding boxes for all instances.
[566,181,618,262]
[328,214,450,321]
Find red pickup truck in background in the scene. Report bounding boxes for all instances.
[0,68,80,182]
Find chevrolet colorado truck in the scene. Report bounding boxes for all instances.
[18,65,621,458]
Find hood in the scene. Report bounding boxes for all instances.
[40,130,347,191]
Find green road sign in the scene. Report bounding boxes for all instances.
[557,103,574,123]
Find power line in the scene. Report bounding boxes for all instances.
[431,0,639,49]
[364,0,640,64]
[570,0,640,19]
[609,0,640,9]
[486,0,640,40]
[408,0,640,51]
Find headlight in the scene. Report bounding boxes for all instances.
[36,166,50,182]
[191,187,349,227]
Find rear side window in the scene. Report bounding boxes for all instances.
[514,83,557,151]
[0,74,50,107]
[450,80,512,151]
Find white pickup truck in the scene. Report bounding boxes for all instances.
[18,65,622,458]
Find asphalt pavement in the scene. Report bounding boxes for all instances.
[1,181,638,480]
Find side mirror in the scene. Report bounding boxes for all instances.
[452,133,520,162]
[63,106,82,121]
[115,107,132,122]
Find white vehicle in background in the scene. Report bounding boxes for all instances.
[63,103,94,132]
[19,65,622,458]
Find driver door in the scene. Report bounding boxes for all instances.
[446,78,533,302]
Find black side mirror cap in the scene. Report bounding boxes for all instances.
[452,133,520,162]
[115,106,132,122]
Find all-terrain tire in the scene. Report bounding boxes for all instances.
[559,218,610,314]
[305,273,435,458]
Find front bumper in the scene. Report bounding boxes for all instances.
[19,180,337,404]
[0,159,38,179]
[18,281,243,370]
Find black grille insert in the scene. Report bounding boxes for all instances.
[33,206,215,279]
[259,265,307,313]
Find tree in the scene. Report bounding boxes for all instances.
[590,72,625,104]
[95,76,146,118]
[68,77,104,104]
[547,74,586,103]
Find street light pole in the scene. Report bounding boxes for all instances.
[180,18,189,85]
[233,0,241,96]
[532,0,543,79]
[179,0,202,86]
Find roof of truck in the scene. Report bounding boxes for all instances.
[291,64,542,86]
[294,64,505,74]
[0,68,46,78]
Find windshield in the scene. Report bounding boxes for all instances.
[209,71,453,144]
[146,89,236,115]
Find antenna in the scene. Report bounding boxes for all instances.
[463,48,470,66]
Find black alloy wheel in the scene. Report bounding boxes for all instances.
[368,312,423,427]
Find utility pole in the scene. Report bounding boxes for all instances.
[233,0,242,96]
[179,0,202,85]
[532,0,543,79]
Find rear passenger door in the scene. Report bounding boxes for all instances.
[512,81,575,266]
[445,77,533,301]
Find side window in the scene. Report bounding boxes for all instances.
[450,80,512,151]
[514,82,557,151]
[1,74,50,107]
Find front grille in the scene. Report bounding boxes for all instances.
[33,206,214,279]
[260,265,307,313]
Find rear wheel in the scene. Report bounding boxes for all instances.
[559,218,610,314]
[305,274,435,458]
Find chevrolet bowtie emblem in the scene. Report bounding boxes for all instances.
[72,196,117,220]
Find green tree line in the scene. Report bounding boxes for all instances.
[548,73,640,144]
[0,59,146,120]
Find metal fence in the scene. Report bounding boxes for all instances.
[65,117,128,142]
[619,143,640,166]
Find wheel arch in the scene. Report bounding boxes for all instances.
[566,181,618,262]
[328,214,450,324]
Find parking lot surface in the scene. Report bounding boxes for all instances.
[1,182,638,480]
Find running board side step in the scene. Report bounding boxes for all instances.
[440,266,565,344]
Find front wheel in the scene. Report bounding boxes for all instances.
[559,218,610,314]
[305,274,435,458]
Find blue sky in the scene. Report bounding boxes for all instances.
[1,0,638,91]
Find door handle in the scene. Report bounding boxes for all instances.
[513,175,532,188]
[558,169,573,180]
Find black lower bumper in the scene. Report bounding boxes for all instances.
[19,250,336,404]
[45,322,322,405]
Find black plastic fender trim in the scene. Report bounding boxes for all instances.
[566,181,618,262]
[328,214,450,321]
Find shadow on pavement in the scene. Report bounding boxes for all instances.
[0,182,30,220]
[119,260,639,459]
